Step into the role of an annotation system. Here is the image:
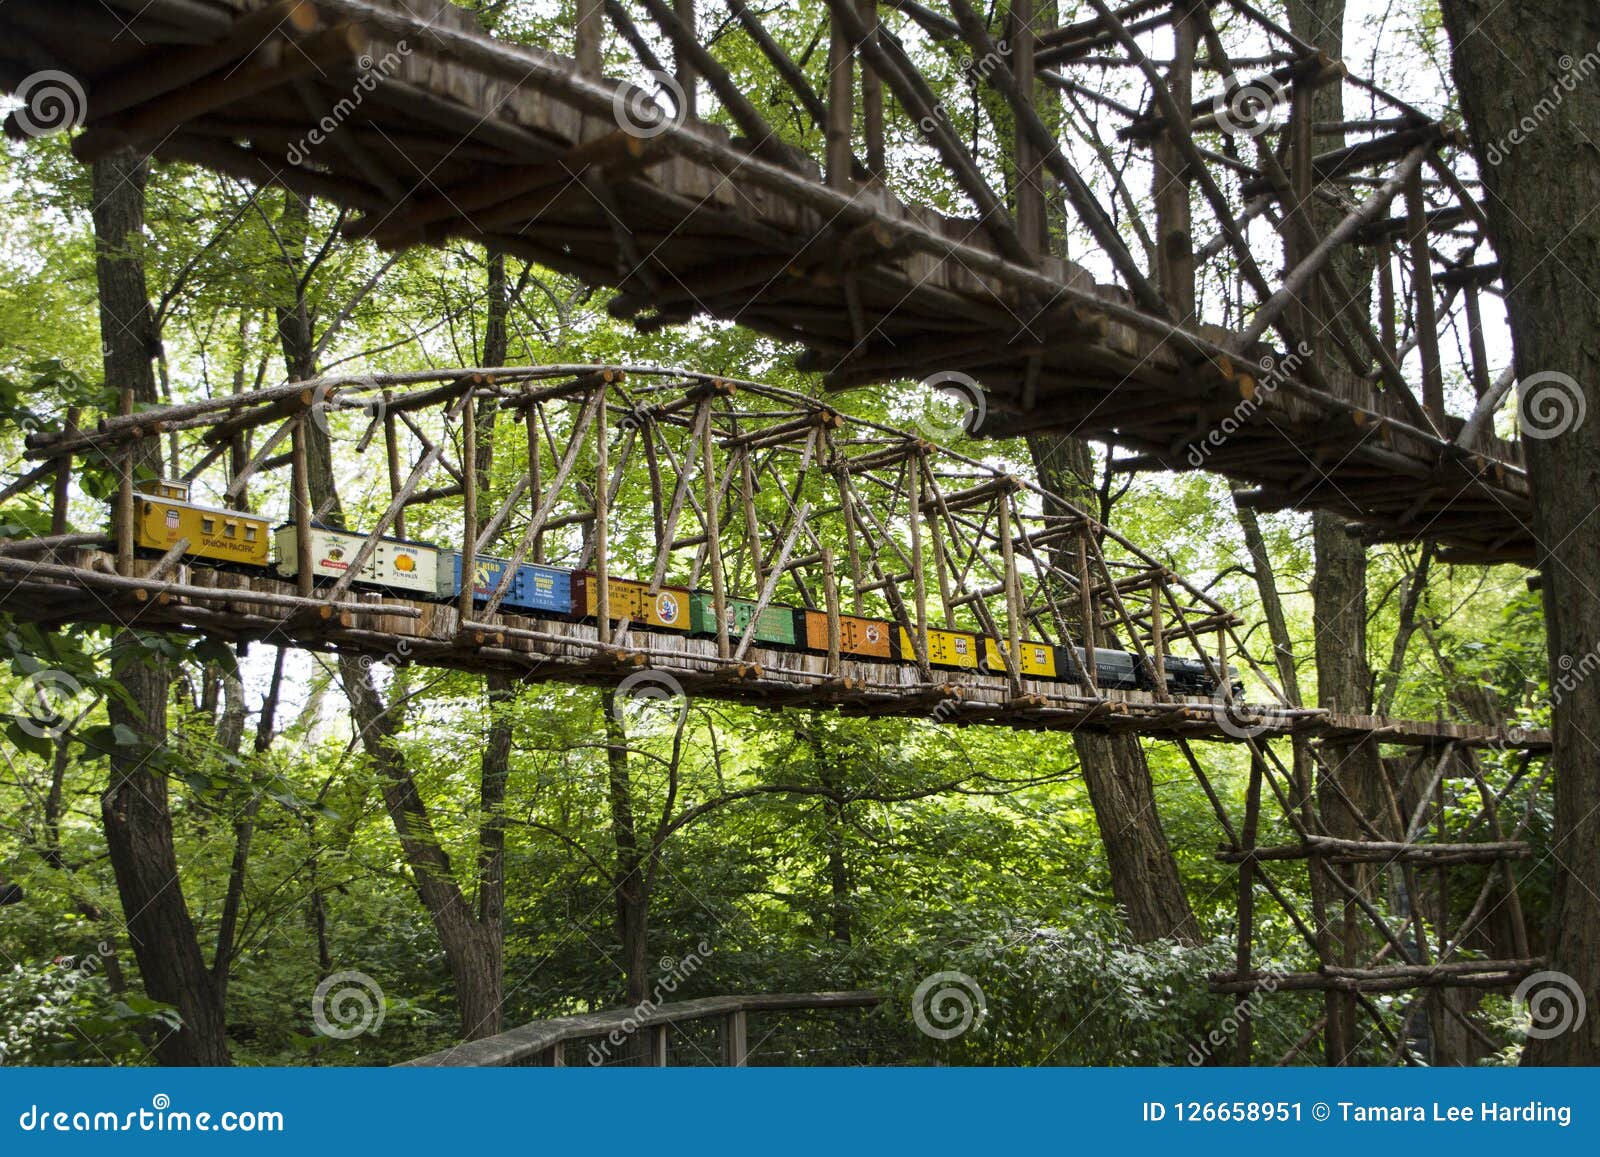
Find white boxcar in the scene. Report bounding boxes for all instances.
[275,524,440,596]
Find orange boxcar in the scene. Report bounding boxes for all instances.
[802,611,894,658]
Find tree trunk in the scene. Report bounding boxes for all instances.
[1440,0,1600,1066]
[271,197,503,1040]
[92,148,230,1066]
[1282,0,1390,1066]
[603,697,651,1008]
[1028,434,1201,944]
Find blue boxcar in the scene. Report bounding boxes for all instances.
[437,551,572,614]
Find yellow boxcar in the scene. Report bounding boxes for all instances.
[899,627,982,670]
[574,572,691,631]
[983,638,1058,678]
[133,497,271,567]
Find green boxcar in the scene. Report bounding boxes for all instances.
[688,593,798,646]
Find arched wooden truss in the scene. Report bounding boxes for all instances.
[0,0,1532,562]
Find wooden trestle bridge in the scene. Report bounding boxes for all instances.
[1,365,1550,1061]
[0,0,1551,1062]
[0,0,1534,563]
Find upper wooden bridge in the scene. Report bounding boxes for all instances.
[0,0,1536,563]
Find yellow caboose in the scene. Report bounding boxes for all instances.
[131,481,271,567]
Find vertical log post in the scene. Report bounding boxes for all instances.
[290,413,313,598]
[459,388,478,622]
[1463,281,1492,401]
[1406,168,1446,419]
[674,0,698,117]
[594,385,611,645]
[384,392,406,540]
[722,1009,749,1066]
[858,0,883,176]
[526,406,545,563]
[997,489,1023,693]
[1154,0,1197,317]
[576,0,604,78]
[1149,582,1166,693]
[908,455,929,670]
[822,546,842,676]
[702,388,728,658]
[1379,244,1399,364]
[115,388,135,575]
[825,4,855,187]
[1010,0,1046,253]
[51,408,78,542]
[1287,80,1318,351]
[1076,533,1097,689]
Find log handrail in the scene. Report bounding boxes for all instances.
[400,991,883,1067]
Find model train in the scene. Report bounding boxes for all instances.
[124,480,1235,697]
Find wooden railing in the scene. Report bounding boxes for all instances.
[400,992,884,1067]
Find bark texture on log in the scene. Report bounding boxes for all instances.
[93,147,231,1066]
[1441,0,1600,1066]
[1028,433,1202,944]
